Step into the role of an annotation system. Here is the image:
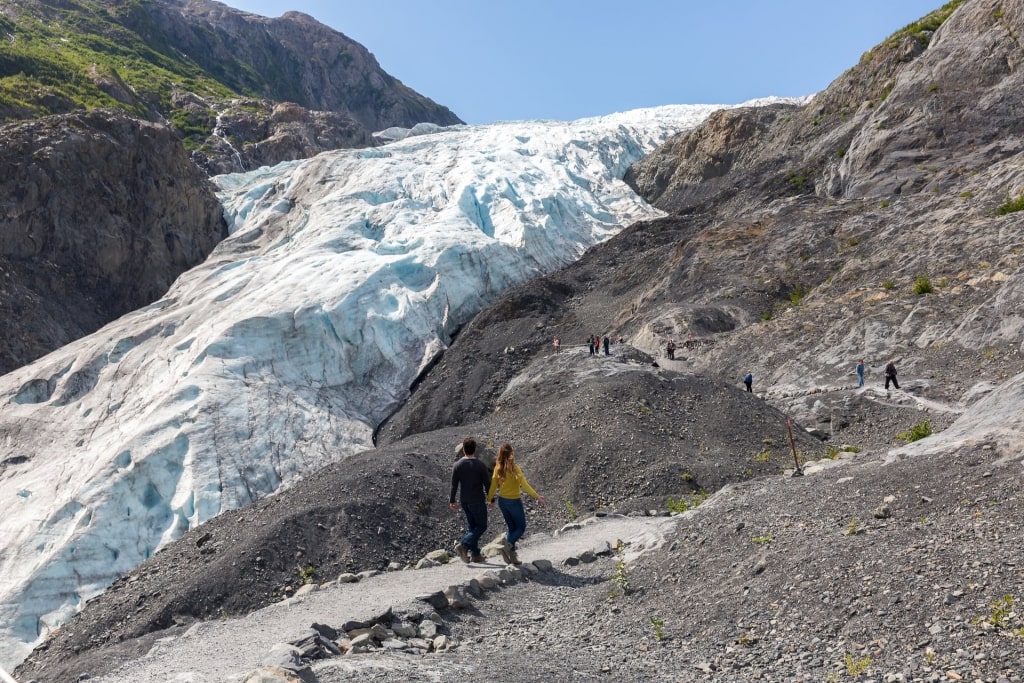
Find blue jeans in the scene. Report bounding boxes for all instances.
[857,371,864,387]
[460,501,488,555]
[497,497,527,548]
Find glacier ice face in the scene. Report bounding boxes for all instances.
[0,103,767,669]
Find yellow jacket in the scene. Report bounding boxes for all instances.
[487,464,539,502]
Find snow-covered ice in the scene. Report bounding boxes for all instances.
[0,101,790,669]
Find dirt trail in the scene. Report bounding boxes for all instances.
[93,515,677,683]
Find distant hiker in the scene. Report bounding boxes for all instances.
[743,370,753,393]
[856,359,865,388]
[450,438,491,563]
[553,336,561,354]
[487,442,544,565]
[666,340,675,360]
[603,335,610,355]
[884,359,899,390]
[588,336,595,355]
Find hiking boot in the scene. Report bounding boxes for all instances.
[509,548,521,565]
[454,542,470,564]
[499,544,513,565]
[470,554,486,563]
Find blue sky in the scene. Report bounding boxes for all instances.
[223,1,945,124]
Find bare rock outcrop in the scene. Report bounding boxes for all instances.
[186,99,381,176]
[0,109,227,374]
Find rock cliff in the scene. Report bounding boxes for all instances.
[0,109,227,375]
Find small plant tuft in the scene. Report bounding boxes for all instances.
[913,273,934,295]
[297,564,317,585]
[845,652,872,676]
[667,489,708,514]
[844,517,862,536]
[751,534,773,546]
[611,559,630,595]
[996,193,1024,215]
[880,198,891,208]
[898,420,933,443]
[971,594,1024,638]
[564,497,577,520]
[650,617,665,641]
[883,279,895,290]
[789,284,810,305]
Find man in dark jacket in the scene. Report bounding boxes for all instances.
[450,438,491,563]
[884,359,900,390]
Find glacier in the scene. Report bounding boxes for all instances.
[0,101,788,669]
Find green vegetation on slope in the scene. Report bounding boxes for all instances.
[885,0,967,47]
[0,1,242,141]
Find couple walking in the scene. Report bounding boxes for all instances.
[449,438,544,565]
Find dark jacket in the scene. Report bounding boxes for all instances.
[450,457,491,505]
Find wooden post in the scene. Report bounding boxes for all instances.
[786,417,802,475]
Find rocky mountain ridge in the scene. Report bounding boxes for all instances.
[1,0,462,171]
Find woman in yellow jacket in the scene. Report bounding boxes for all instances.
[487,442,544,565]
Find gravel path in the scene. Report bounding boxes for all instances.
[94,515,677,682]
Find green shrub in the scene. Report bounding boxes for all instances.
[996,193,1024,215]
[913,273,934,295]
[789,284,810,305]
[883,279,895,290]
[667,490,707,514]
[898,420,933,443]
[887,0,966,46]
[880,199,891,208]
[650,617,665,640]
[845,653,872,676]
[296,564,316,584]
[787,170,812,193]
